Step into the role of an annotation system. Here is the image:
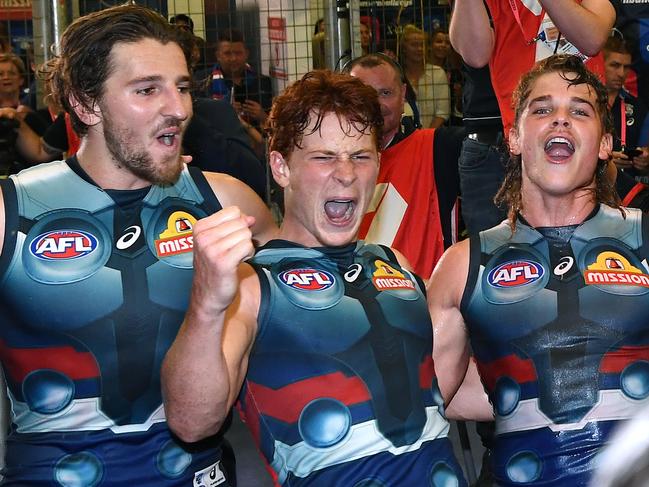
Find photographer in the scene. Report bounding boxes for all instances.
[0,53,51,176]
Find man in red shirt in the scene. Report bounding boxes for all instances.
[347,54,462,280]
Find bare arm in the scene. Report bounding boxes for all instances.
[428,240,492,419]
[162,207,259,442]
[449,0,494,67]
[204,171,278,246]
[446,358,494,421]
[541,0,615,56]
[0,107,55,165]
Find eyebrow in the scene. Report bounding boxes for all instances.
[307,148,376,155]
[128,74,191,85]
[528,95,595,110]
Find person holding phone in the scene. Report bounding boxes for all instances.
[604,35,649,181]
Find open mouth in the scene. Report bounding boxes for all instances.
[157,133,177,147]
[324,199,355,223]
[544,136,575,161]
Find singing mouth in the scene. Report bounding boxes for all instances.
[324,199,355,223]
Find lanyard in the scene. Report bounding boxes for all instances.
[610,95,627,148]
[508,0,545,44]
[620,97,627,148]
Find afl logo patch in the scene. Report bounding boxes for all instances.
[30,230,98,260]
[279,269,335,291]
[487,260,544,288]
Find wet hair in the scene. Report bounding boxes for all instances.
[267,70,383,158]
[495,54,619,226]
[43,4,190,136]
[0,53,26,78]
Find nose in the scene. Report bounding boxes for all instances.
[163,88,191,121]
[333,157,357,185]
[551,109,571,128]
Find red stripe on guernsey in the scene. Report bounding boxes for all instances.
[246,372,371,423]
[419,354,436,389]
[0,339,99,383]
[477,354,537,391]
[600,346,649,373]
[235,403,281,487]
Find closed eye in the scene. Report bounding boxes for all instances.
[351,153,373,161]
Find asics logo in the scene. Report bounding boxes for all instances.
[116,225,142,250]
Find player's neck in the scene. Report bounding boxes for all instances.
[75,134,152,191]
[520,190,596,228]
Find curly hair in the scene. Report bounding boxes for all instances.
[266,70,383,159]
[42,4,190,136]
[495,54,619,226]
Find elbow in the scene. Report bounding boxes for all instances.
[579,41,604,58]
[167,413,225,444]
[453,43,492,68]
[450,34,493,68]
[462,53,490,69]
[571,29,612,57]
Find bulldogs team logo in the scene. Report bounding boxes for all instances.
[279,268,335,291]
[155,211,197,258]
[584,251,649,287]
[372,260,415,291]
[488,260,545,288]
[30,230,98,260]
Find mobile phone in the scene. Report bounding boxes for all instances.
[623,147,643,158]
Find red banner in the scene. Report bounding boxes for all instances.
[0,0,32,20]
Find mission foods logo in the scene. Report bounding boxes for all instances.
[584,251,649,287]
[487,260,544,288]
[279,269,335,291]
[30,230,98,260]
[372,259,415,291]
[155,211,197,258]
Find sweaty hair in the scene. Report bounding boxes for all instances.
[267,70,383,158]
[495,54,619,225]
[43,4,190,136]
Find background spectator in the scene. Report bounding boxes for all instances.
[400,24,450,128]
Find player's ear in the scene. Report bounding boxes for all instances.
[269,151,290,188]
[599,133,612,160]
[509,127,521,155]
[69,94,101,127]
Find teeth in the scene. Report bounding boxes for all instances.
[545,137,574,151]
[161,134,174,146]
